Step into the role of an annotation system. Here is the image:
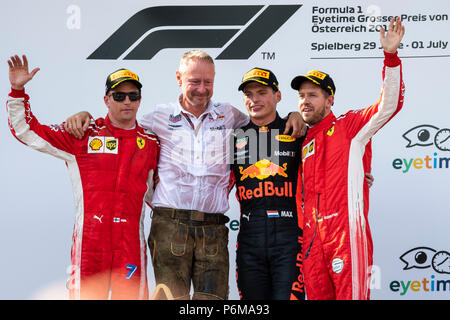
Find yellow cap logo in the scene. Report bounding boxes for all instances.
[110,69,139,82]
[243,68,270,81]
[306,70,327,80]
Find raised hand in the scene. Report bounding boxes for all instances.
[7,55,40,90]
[380,17,405,53]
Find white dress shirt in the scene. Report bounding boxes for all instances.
[139,97,249,213]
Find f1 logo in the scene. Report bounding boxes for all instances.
[87,5,302,60]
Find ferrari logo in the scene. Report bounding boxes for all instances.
[137,137,145,149]
[327,126,335,136]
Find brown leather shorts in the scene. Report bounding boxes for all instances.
[148,207,230,300]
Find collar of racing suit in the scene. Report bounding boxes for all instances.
[101,115,140,137]
[245,111,284,131]
[305,111,336,138]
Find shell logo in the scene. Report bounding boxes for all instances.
[89,138,103,151]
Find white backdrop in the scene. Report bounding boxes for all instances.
[0,0,449,300]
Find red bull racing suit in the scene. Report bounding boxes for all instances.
[231,113,305,300]
[300,51,404,299]
[7,89,159,299]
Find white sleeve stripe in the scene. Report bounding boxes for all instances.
[7,97,74,162]
[353,65,402,146]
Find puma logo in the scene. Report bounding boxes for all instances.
[94,215,103,223]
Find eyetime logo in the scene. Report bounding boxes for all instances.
[392,124,450,173]
[87,5,301,60]
[400,247,450,274]
[389,246,450,296]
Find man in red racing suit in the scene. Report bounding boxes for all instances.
[6,55,159,299]
[290,18,405,299]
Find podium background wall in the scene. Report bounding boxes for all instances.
[0,0,449,299]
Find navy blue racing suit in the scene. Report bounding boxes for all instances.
[231,113,305,300]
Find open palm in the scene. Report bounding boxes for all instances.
[8,55,40,90]
[380,17,406,53]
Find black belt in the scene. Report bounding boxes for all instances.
[153,207,230,224]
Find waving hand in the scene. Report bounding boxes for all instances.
[380,17,405,53]
[8,55,40,90]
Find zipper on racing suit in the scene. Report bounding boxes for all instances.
[304,193,321,260]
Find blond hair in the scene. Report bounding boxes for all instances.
[178,50,215,74]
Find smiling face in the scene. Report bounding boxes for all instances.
[243,82,281,126]
[297,80,334,127]
[104,81,141,129]
[176,58,215,116]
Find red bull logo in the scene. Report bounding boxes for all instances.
[239,159,287,181]
[237,159,292,201]
[237,181,293,200]
[290,235,305,300]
